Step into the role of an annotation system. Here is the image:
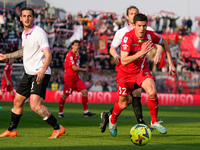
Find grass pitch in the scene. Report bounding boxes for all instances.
[0,102,200,150]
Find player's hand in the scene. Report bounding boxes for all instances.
[114,55,120,64]
[0,53,6,61]
[141,40,154,55]
[169,64,177,77]
[6,80,12,85]
[154,53,161,64]
[35,70,45,84]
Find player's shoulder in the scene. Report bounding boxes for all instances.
[146,26,154,31]
[116,26,129,34]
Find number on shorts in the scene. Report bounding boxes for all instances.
[119,86,127,95]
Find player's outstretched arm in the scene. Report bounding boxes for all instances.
[0,49,23,61]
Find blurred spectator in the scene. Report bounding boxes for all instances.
[168,14,180,32]
[186,17,193,32]
[101,80,109,91]
[51,80,59,90]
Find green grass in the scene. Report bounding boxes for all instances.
[0,102,200,150]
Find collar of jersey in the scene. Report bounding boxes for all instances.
[24,24,36,36]
[127,24,132,31]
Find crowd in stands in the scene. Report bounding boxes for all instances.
[0,7,200,93]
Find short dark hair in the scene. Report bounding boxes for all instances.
[133,13,148,24]
[20,7,35,17]
[71,40,80,46]
[126,6,139,16]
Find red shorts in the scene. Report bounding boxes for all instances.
[117,70,155,96]
[63,78,86,95]
[1,83,13,92]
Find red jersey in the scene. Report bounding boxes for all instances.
[2,63,12,84]
[64,50,80,81]
[117,29,163,75]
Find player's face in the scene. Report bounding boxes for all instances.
[134,21,147,38]
[126,8,138,25]
[72,43,79,53]
[20,10,35,28]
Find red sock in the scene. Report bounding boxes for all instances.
[59,97,66,113]
[148,96,158,124]
[0,95,2,100]
[82,96,88,111]
[111,103,123,124]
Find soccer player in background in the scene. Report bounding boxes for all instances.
[58,40,96,118]
[0,59,15,101]
[0,7,65,138]
[108,13,177,136]
[100,6,163,133]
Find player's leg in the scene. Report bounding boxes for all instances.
[0,90,4,100]
[0,84,6,100]
[30,74,65,138]
[8,84,15,101]
[58,79,74,118]
[77,79,96,117]
[0,93,26,137]
[131,87,145,124]
[141,78,167,134]
[109,95,128,136]
[58,93,68,118]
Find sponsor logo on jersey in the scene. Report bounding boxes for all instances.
[123,37,128,43]
[132,44,138,46]
[122,44,128,50]
[137,39,148,43]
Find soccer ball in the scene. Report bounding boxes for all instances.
[129,124,152,146]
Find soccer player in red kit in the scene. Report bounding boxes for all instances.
[108,13,177,136]
[0,59,15,101]
[58,40,96,118]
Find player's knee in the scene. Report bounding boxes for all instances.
[148,90,157,98]
[81,90,88,96]
[132,89,142,97]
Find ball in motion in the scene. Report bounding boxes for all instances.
[129,124,152,146]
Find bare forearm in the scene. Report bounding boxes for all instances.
[162,40,173,65]
[5,49,23,59]
[121,51,144,66]
[72,65,86,72]
[110,47,118,58]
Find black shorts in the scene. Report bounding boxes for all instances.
[16,73,51,99]
[133,83,140,90]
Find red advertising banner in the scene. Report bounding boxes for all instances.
[1,91,200,106]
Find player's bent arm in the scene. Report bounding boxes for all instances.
[161,39,173,65]
[110,47,118,58]
[71,65,87,72]
[121,40,154,66]
[41,49,52,73]
[5,49,23,59]
[154,44,163,64]
[110,47,120,64]
[161,39,177,76]
[121,50,144,66]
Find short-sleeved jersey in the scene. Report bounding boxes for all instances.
[22,24,51,75]
[1,63,12,84]
[64,50,80,81]
[117,29,163,76]
[111,24,154,49]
